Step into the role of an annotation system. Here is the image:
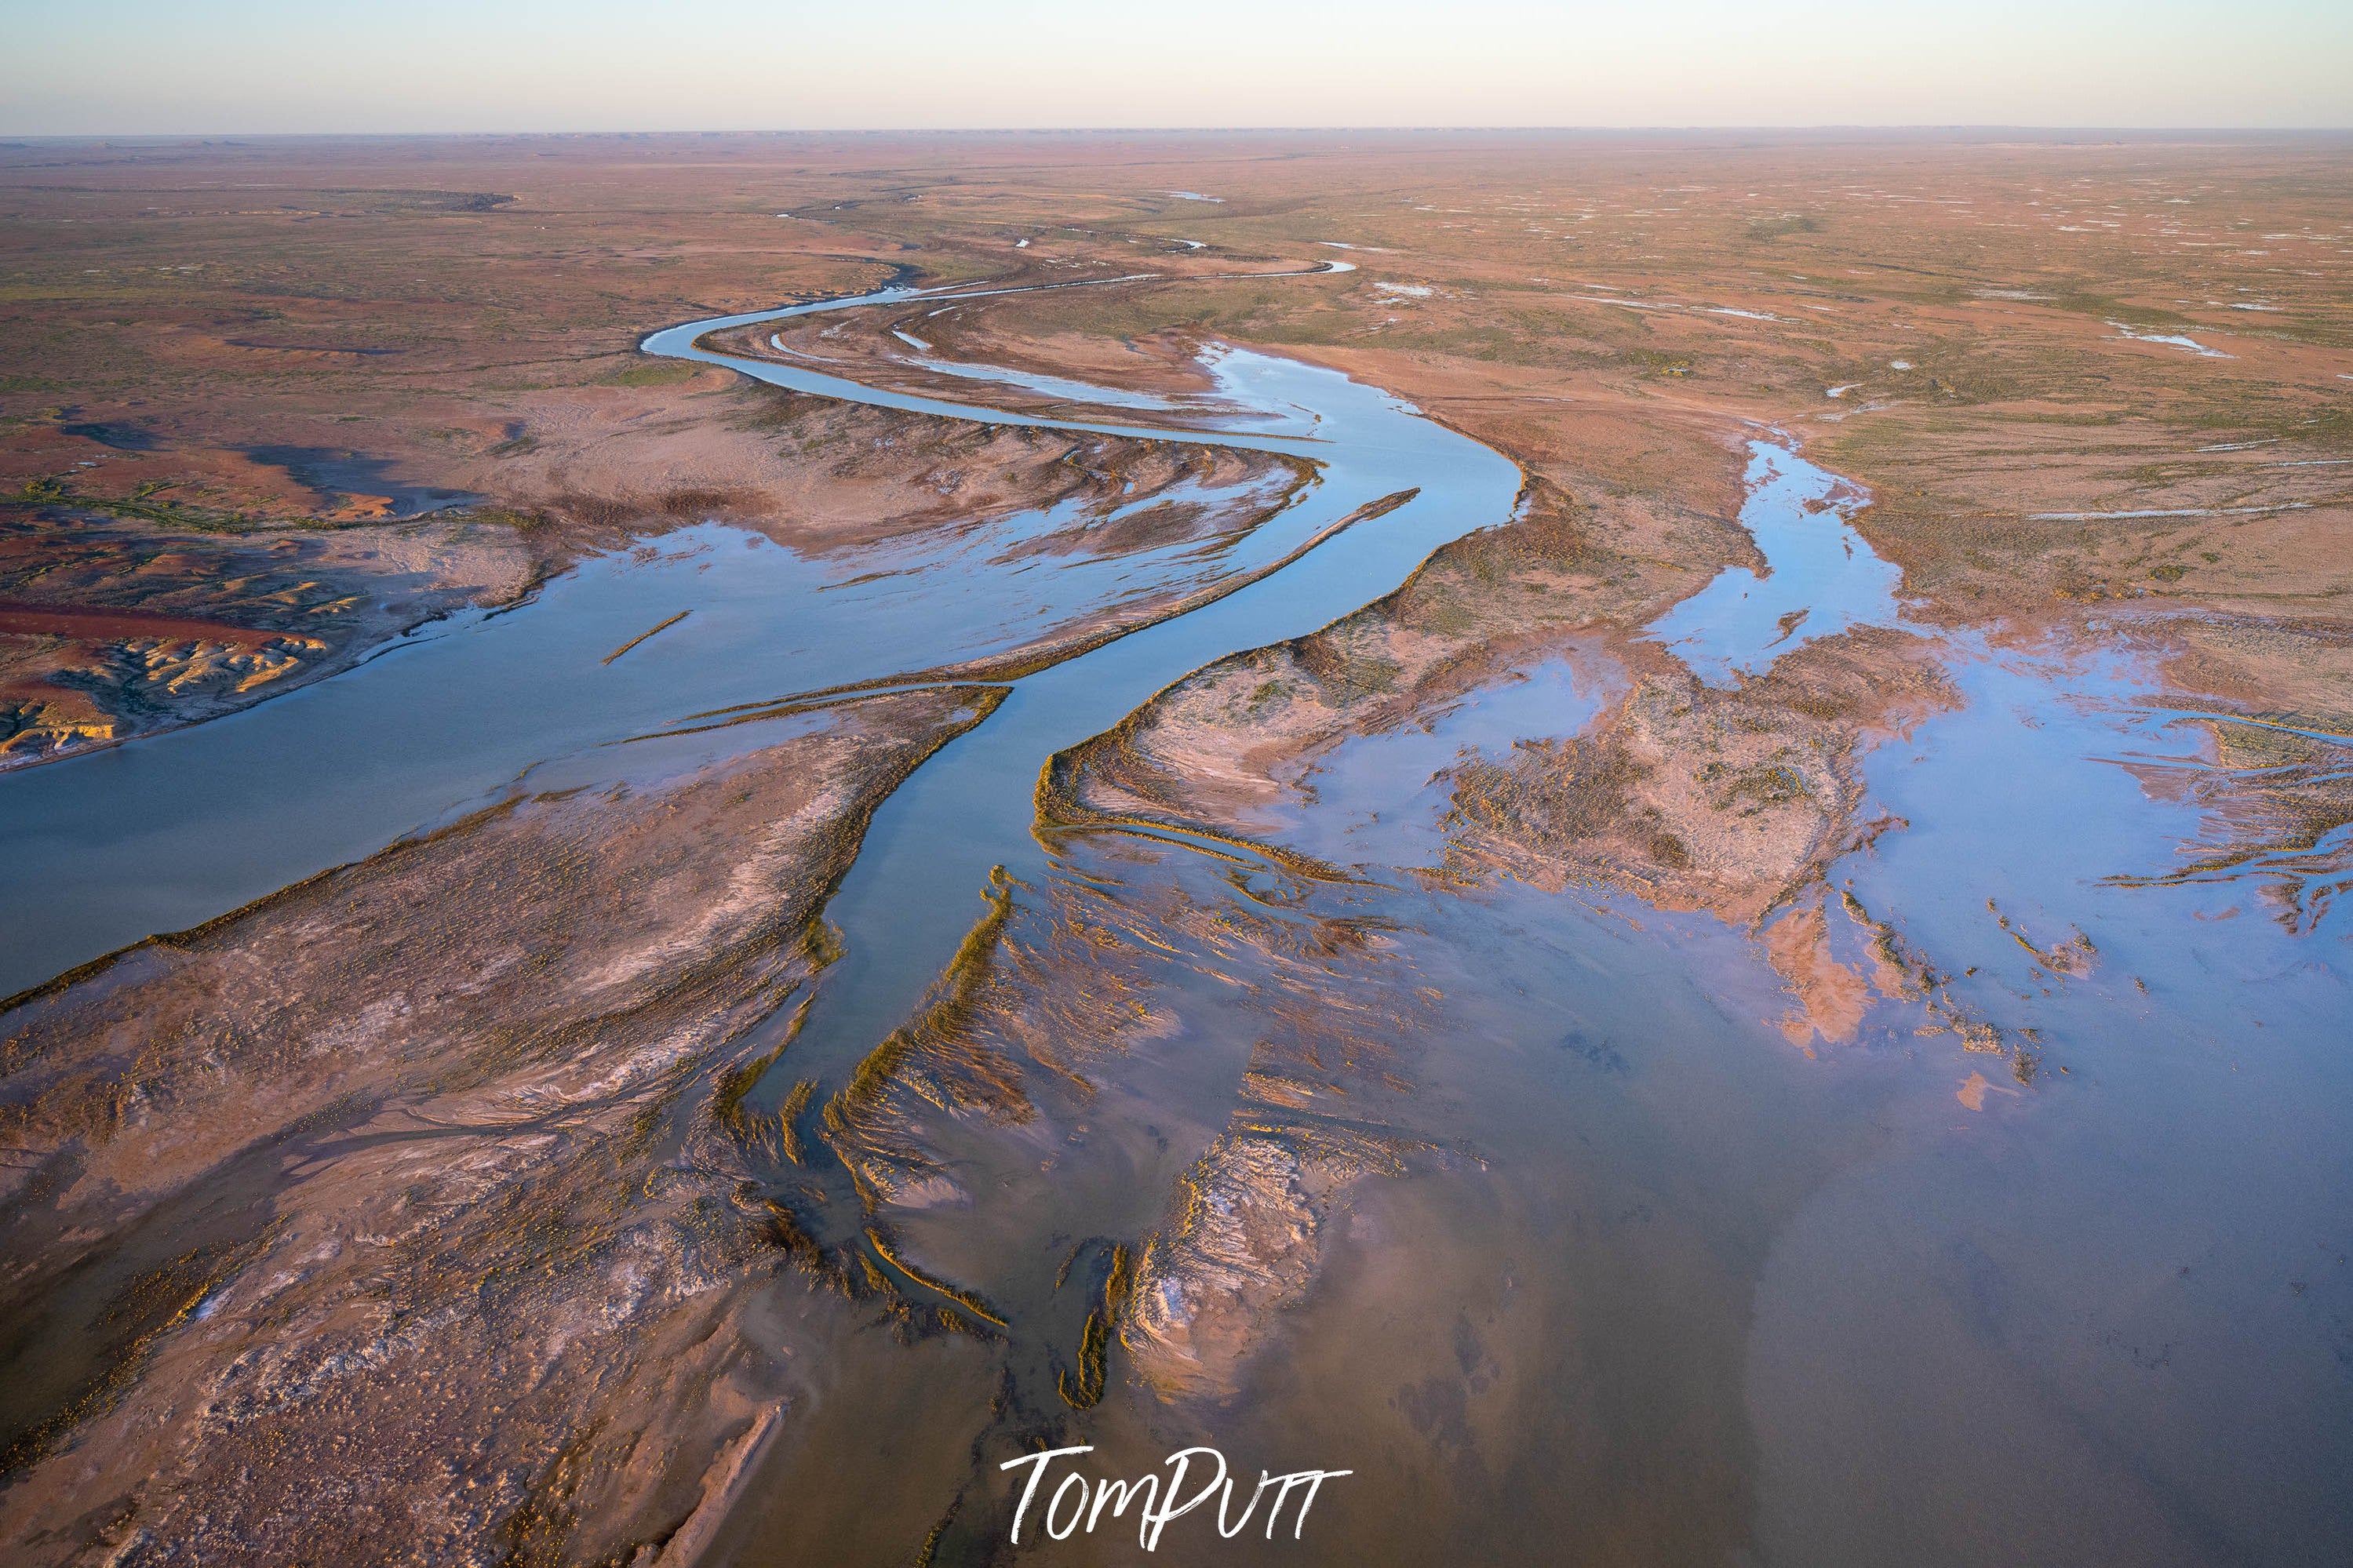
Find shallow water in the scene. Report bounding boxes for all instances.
[1270,656,1611,868]
[1744,638,2353,1564]
[648,300,1522,1144]
[2111,321,2235,358]
[781,626,2352,1566]
[0,287,1463,995]
[7,277,2347,1565]
[657,330,2343,1563]
[1640,438,1907,682]
[0,464,1299,995]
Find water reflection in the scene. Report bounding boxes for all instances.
[1642,438,1907,684]
[1273,657,1608,868]
[804,618,2353,1564]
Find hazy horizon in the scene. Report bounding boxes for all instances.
[10,126,2353,141]
[6,0,2349,137]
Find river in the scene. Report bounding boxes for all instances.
[5,278,2348,1566]
[0,275,1503,999]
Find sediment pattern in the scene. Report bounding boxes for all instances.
[0,686,997,1564]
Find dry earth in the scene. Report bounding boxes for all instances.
[3,130,2349,1559]
[0,687,1002,1564]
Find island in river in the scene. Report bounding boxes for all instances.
[1,131,2349,1567]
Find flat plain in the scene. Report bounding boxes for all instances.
[2,131,2350,1566]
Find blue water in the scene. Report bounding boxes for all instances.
[1642,438,1908,683]
[0,286,1517,1003]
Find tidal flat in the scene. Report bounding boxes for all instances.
[2,131,2350,1566]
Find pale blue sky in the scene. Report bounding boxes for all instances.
[4,0,2348,134]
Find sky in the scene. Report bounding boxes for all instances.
[3,0,2349,135]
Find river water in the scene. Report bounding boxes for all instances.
[0,282,1506,998]
[804,584,2353,1563]
[1642,437,1907,682]
[5,283,2347,1566]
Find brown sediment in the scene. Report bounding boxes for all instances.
[939,479,1397,687]
[1049,448,1958,930]
[1,352,1306,769]
[558,373,1307,560]
[0,511,527,766]
[602,608,690,664]
[1764,893,1874,1050]
[16,132,2338,787]
[1990,898,2100,977]
[0,684,999,1565]
[698,265,1356,430]
[822,865,1032,1210]
[2102,715,2353,933]
[789,813,1441,1404]
[2153,620,2353,740]
[1175,981,1444,1375]
[654,470,1346,745]
[774,1077,817,1166]
[867,1227,1009,1328]
[1028,479,1720,875]
[1122,1122,1418,1404]
[1437,626,1972,926]
[1840,886,1930,1002]
[1834,883,2025,1069]
[9,132,2346,652]
[6,129,2350,1557]
[0,396,1304,768]
[1058,1242,1135,1410]
[0,600,294,644]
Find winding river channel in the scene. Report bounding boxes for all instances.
[5,277,2349,1566]
[639,284,1529,1097]
[0,275,1507,999]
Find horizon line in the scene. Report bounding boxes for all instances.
[7,125,2353,143]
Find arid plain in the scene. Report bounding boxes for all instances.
[2,132,2350,1566]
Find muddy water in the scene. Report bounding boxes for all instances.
[1291,640,2351,1566]
[661,309,2344,1560]
[1739,642,2353,1565]
[738,647,2349,1565]
[714,418,2343,1560]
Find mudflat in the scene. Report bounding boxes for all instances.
[2,131,2349,1566]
